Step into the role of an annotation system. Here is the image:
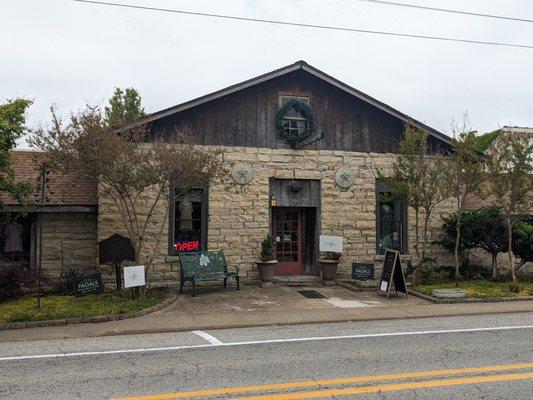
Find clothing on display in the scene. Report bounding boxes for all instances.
[4,222,24,252]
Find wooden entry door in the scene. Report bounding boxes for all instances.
[272,208,303,275]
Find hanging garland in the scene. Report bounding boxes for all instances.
[275,99,315,147]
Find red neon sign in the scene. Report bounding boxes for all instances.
[174,240,200,252]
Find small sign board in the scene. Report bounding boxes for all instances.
[352,263,374,280]
[377,249,408,298]
[319,235,343,253]
[73,273,104,296]
[124,265,145,289]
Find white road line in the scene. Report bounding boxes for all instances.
[0,325,532,362]
[192,330,224,345]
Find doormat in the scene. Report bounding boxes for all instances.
[297,290,326,299]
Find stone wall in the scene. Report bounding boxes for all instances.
[97,145,457,285]
[41,212,98,287]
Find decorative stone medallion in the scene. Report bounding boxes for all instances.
[231,163,253,185]
[334,167,355,189]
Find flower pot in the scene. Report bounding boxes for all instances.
[256,260,278,286]
[319,259,339,281]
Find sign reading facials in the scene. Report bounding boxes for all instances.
[319,235,343,253]
[123,265,146,288]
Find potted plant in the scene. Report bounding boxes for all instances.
[256,236,278,287]
[319,252,342,283]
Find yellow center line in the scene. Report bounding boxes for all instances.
[239,372,533,400]
[117,362,533,400]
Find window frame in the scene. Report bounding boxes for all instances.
[279,95,311,138]
[375,179,408,255]
[168,184,209,255]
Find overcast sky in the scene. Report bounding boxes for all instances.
[3,0,533,148]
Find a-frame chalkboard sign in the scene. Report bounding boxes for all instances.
[378,249,408,298]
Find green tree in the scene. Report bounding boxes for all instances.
[436,207,507,281]
[487,132,533,288]
[0,98,33,209]
[30,105,229,294]
[442,115,485,287]
[379,124,448,284]
[513,217,532,274]
[104,87,145,126]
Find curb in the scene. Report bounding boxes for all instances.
[47,304,533,339]
[0,296,177,331]
[408,289,533,304]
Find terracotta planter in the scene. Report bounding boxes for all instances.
[256,260,278,285]
[319,259,340,281]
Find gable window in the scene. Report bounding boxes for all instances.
[280,96,310,138]
[376,180,407,255]
[170,188,207,254]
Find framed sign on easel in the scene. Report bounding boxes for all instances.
[377,249,408,298]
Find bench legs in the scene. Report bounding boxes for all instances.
[183,276,239,297]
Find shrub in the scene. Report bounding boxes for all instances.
[0,263,35,301]
[260,237,274,262]
[55,268,81,295]
[508,282,520,294]
[418,264,456,285]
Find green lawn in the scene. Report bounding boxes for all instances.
[415,279,533,299]
[0,288,169,324]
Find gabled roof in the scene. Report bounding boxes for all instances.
[132,60,451,145]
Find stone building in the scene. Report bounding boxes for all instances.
[98,61,457,287]
[0,150,98,288]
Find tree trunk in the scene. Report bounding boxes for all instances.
[507,216,517,286]
[422,212,430,266]
[413,208,420,286]
[133,241,147,298]
[491,253,498,282]
[454,215,461,288]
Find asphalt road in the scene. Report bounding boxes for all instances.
[1,312,532,399]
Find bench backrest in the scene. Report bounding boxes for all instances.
[179,250,228,279]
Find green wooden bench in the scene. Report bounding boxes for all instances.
[178,250,240,297]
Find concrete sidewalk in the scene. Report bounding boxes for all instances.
[2,283,533,342]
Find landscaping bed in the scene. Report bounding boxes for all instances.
[0,288,171,326]
[410,279,533,303]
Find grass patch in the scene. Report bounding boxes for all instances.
[0,288,169,324]
[415,279,533,299]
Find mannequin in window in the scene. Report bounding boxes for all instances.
[382,223,399,251]
[179,199,193,231]
[4,220,24,253]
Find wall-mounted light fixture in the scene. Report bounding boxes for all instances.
[289,179,302,193]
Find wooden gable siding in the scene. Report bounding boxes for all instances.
[150,69,445,153]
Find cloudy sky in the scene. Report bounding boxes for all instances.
[3,0,533,148]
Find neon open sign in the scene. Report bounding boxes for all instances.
[174,240,201,252]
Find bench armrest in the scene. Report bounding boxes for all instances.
[234,265,240,274]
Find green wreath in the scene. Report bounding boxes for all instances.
[275,99,315,147]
